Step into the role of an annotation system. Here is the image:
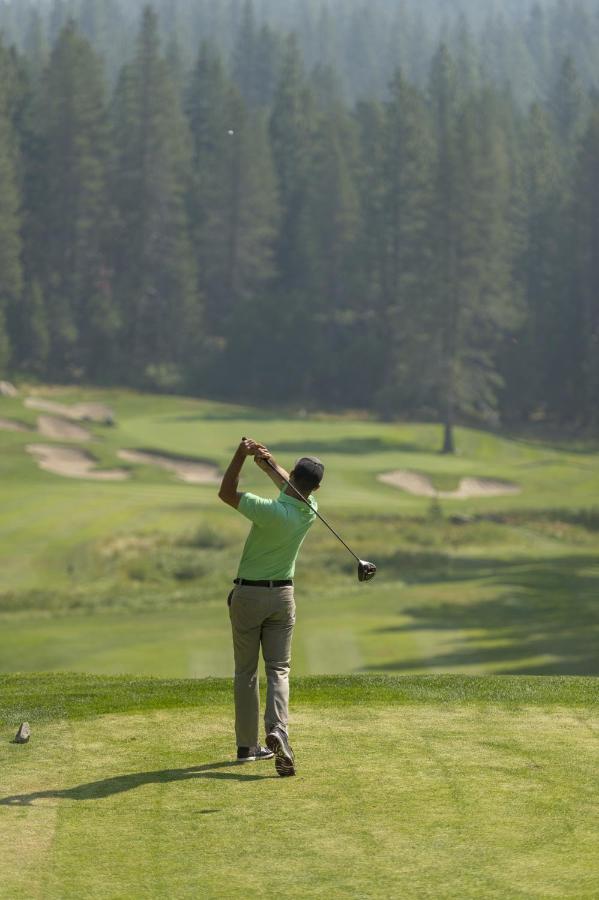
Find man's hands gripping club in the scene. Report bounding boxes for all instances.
[244,439,289,490]
[218,438,288,508]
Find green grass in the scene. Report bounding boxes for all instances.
[2,393,599,898]
[1,385,599,678]
[1,674,598,899]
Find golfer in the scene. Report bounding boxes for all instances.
[218,438,324,776]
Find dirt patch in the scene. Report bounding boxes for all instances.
[26,444,129,481]
[0,417,32,433]
[24,398,115,424]
[378,470,521,499]
[37,415,92,442]
[117,449,220,484]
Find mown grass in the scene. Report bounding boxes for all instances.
[1,673,598,728]
[1,386,599,678]
[1,675,598,899]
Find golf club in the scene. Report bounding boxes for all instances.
[242,438,376,582]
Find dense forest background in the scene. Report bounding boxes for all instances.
[1,0,599,443]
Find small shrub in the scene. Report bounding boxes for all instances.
[177,526,230,549]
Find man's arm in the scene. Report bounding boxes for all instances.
[218,439,255,509]
[253,447,290,491]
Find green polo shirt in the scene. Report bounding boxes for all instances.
[236,489,318,580]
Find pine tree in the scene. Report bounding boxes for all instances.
[573,104,599,426]
[301,78,360,405]
[525,3,552,95]
[111,6,198,388]
[247,34,321,403]
[429,47,518,451]
[232,0,257,106]
[79,0,129,84]
[186,42,239,335]
[350,99,389,406]
[186,41,278,346]
[508,102,564,422]
[0,43,23,374]
[39,21,116,378]
[49,0,69,45]
[269,35,314,291]
[454,14,482,97]
[428,45,461,451]
[12,280,50,375]
[23,9,48,79]
[252,24,282,108]
[376,70,434,417]
[457,90,521,425]
[550,57,587,163]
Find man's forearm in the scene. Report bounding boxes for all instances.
[255,454,290,489]
[218,446,246,505]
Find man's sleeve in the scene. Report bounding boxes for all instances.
[237,492,280,526]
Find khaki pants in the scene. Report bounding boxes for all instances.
[228,583,295,748]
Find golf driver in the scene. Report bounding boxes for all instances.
[242,438,376,582]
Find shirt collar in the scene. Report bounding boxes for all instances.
[278,489,316,509]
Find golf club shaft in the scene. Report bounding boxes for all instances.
[261,455,361,564]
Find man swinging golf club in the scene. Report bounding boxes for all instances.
[218,438,324,776]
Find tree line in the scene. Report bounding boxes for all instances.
[0,5,598,447]
[3,0,599,109]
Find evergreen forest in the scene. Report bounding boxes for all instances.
[1,0,599,445]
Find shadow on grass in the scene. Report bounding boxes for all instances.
[365,553,599,675]
[0,760,278,806]
[489,508,599,532]
[503,427,599,456]
[165,411,281,423]
[268,437,428,456]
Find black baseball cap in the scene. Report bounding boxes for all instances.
[293,456,325,487]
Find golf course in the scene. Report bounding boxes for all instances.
[1,386,598,897]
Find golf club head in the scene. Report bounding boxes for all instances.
[358,560,377,582]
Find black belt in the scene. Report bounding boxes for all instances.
[234,578,293,588]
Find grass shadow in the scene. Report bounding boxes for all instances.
[268,437,429,456]
[122,447,220,467]
[503,427,599,456]
[365,554,599,675]
[0,759,278,806]
[165,411,281,423]
[484,508,599,533]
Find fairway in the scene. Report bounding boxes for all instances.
[1,387,599,678]
[1,674,598,900]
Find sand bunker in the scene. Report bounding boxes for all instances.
[0,417,32,433]
[0,381,18,397]
[37,415,92,441]
[378,470,521,499]
[26,444,129,481]
[24,398,115,424]
[25,397,75,417]
[117,449,220,484]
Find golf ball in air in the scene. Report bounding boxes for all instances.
[228,130,235,135]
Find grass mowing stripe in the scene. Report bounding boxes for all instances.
[1,674,598,729]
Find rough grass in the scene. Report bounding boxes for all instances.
[1,675,598,899]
